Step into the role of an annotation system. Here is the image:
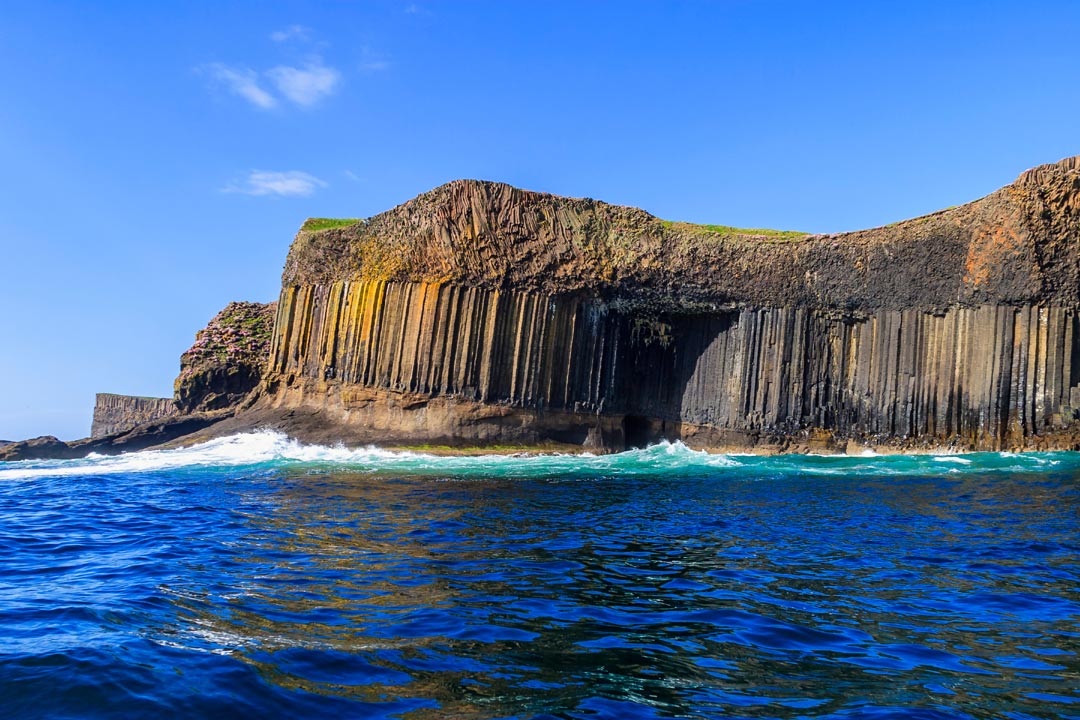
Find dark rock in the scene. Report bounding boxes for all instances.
[0,412,234,462]
[174,301,276,413]
[0,435,80,461]
[17,157,1080,459]
[70,411,232,457]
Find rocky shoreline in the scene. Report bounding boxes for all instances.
[7,392,1080,464]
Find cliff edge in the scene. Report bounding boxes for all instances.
[283,157,1080,313]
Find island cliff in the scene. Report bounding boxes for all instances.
[91,394,176,437]
[6,156,1080,460]
[250,156,1080,452]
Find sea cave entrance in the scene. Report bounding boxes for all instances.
[622,414,652,449]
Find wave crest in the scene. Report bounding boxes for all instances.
[0,431,1075,481]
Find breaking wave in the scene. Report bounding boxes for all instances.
[2,430,1076,481]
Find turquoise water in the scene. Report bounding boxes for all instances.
[1,432,1078,718]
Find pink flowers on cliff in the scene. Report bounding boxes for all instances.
[177,302,277,380]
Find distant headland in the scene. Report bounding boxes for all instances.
[7,156,1080,461]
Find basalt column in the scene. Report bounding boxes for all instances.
[269,280,626,415]
[267,282,1080,449]
[663,305,1080,448]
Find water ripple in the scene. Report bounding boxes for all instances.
[0,434,1078,718]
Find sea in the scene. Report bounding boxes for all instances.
[0,431,1077,719]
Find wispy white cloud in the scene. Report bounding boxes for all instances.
[358,46,391,73]
[223,170,327,197]
[270,25,311,43]
[201,25,342,110]
[201,63,277,109]
[404,4,420,14]
[266,59,341,106]
[200,56,340,109]
[360,59,390,72]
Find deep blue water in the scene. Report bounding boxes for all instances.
[1,432,1078,719]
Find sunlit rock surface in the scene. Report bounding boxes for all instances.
[91,394,176,438]
[256,157,1080,451]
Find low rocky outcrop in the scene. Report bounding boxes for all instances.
[0,412,230,462]
[174,301,276,413]
[0,436,82,461]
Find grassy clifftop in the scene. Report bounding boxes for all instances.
[301,218,363,233]
[283,157,1080,312]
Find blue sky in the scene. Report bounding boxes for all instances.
[2,1,1079,440]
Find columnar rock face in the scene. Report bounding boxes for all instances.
[91,394,176,437]
[259,156,1080,450]
[268,282,1080,449]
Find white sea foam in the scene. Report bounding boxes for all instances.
[932,455,973,464]
[0,431,1074,481]
[0,431,426,480]
[0,433,743,481]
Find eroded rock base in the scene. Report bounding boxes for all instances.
[268,281,1080,452]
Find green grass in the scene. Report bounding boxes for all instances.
[302,217,363,232]
[660,219,807,241]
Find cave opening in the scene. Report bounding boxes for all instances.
[623,414,652,449]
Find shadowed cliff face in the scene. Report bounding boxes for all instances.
[260,157,1080,451]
